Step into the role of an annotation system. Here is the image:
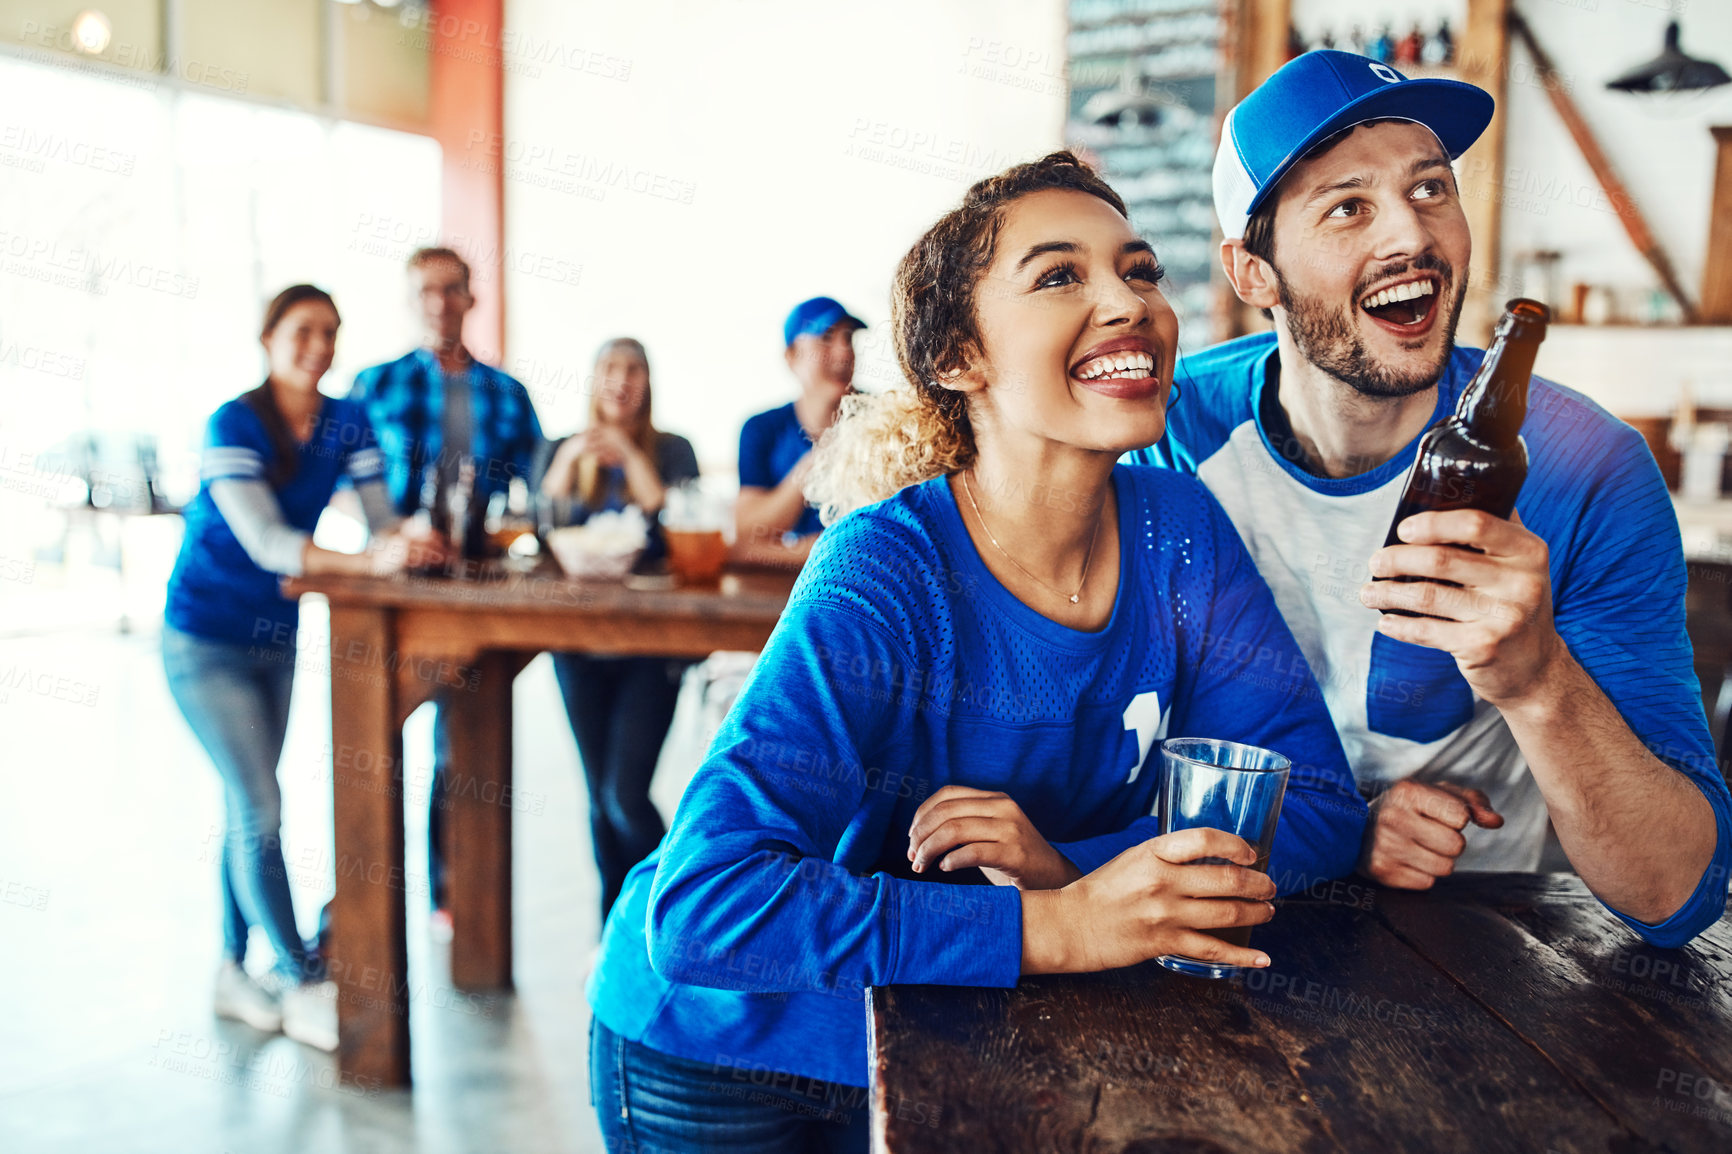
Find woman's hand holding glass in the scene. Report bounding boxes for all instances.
[1020,829,1276,976]
[905,785,1081,890]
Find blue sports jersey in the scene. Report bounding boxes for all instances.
[1131,333,1732,946]
[165,394,383,647]
[738,402,824,536]
[587,464,1368,1087]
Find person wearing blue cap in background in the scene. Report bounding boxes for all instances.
[1129,50,1729,946]
[733,296,865,567]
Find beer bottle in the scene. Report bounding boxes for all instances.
[461,458,491,562]
[1379,298,1550,614]
[409,463,449,577]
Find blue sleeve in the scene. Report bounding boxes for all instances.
[200,402,271,483]
[1543,425,1730,946]
[1174,490,1367,891]
[646,595,1024,996]
[339,405,385,485]
[336,375,379,491]
[348,365,379,406]
[737,412,775,489]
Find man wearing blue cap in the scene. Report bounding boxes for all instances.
[1131,51,1729,945]
[734,296,865,566]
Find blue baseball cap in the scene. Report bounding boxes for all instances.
[783,296,866,347]
[1213,50,1494,240]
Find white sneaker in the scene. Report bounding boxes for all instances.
[282,980,340,1052]
[214,961,283,1033]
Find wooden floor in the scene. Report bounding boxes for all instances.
[0,598,710,1153]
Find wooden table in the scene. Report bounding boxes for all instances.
[283,563,794,1087]
[869,873,1732,1152]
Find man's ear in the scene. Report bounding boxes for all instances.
[1220,239,1280,312]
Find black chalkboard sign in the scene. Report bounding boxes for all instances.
[1066,0,1222,353]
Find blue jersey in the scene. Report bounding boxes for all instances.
[166,394,383,647]
[738,402,824,536]
[1132,333,1732,945]
[588,465,1367,1087]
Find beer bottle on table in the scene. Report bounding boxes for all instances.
[417,462,448,537]
[461,459,491,562]
[408,462,449,577]
[1378,298,1550,616]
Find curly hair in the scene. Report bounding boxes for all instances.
[804,151,1127,524]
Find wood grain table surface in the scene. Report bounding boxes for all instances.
[869,873,1732,1153]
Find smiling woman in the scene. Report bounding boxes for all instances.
[581,151,1368,1154]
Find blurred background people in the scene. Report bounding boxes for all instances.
[537,338,698,921]
[349,247,544,933]
[162,285,436,1051]
[732,296,864,567]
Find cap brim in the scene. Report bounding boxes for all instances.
[1243,78,1495,218]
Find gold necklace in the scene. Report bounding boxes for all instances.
[960,468,1102,605]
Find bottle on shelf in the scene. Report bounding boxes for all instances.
[1397,24,1423,66]
[1371,26,1396,64]
[1424,19,1454,67]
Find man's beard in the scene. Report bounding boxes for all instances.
[1272,255,1464,399]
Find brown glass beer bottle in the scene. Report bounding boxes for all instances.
[1379,298,1550,614]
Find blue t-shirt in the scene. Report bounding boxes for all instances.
[738,401,823,536]
[165,394,384,647]
[587,464,1368,1087]
[1130,333,1732,946]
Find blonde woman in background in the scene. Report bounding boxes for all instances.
[538,338,699,922]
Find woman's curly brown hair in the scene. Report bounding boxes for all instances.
[805,151,1127,523]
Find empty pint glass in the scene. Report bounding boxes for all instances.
[1155,738,1290,980]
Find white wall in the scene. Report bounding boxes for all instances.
[501,0,1068,471]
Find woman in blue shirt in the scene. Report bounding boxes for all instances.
[536,338,699,923]
[163,285,440,1051]
[585,154,1368,1153]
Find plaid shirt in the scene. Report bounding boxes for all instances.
[350,347,544,516]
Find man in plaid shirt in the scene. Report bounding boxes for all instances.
[351,246,544,927]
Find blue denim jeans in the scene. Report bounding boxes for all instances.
[163,626,322,982]
[590,1018,869,1154]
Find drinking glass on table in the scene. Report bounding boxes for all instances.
[1155,737,1290,980]
[661,481,729,585]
